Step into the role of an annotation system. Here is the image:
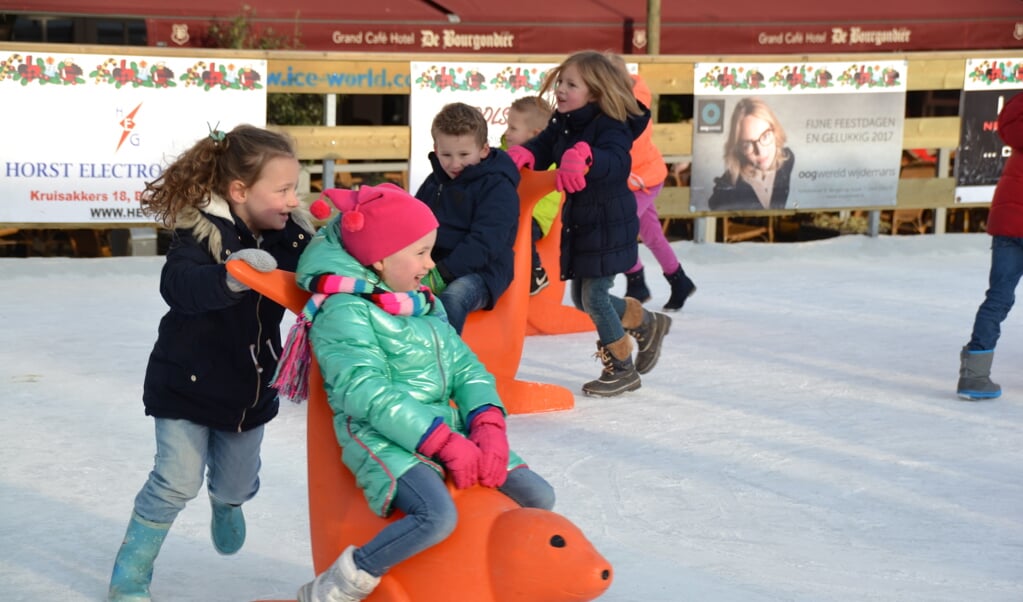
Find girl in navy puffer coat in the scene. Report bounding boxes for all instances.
[507,50,673,397]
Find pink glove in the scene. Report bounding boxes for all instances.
[556,142,591,193]
[506,145,535,170]
[418,423,481,489]
[468,407,510,488]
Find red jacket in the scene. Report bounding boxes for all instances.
[627,74,668,192]
[988,93,1023,237]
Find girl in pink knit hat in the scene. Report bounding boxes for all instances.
[277,183,555,602]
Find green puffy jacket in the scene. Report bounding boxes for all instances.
[298,217,525,517]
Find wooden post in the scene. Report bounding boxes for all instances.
[646,0,661,122]
[647,0,661,55]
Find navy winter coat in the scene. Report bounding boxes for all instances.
[524,102,649,279]
[415,148,520,309]
[142,195,313,432]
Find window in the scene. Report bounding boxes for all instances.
[2,15,146,45]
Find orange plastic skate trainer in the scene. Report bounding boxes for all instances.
[458,168,575,413]
[236,351,612,602]
[525,188,594,336]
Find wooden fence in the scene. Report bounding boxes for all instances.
[255,49,982,221]
[0,43,1003,244]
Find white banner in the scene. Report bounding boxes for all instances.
[955,58,1023,203]
[0,50,267,224]
[690,60,907,211]
[408,61,560,194]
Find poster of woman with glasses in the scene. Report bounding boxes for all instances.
[689,61,907,213]
[708,97,794,210]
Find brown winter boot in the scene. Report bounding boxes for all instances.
[582,336,641,397]
[621,296,672,374]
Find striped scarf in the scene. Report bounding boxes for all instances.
[271,273,435,403]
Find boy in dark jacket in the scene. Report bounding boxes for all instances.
[415,102,521,333]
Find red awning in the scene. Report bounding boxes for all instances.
[5,0,1023,54]
[429,0,1023,54]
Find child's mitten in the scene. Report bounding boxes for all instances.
[468,407,510,488]
[506,145,536,170]
[226,248,277,293]
[418,423,482,489]
[556,142,592,193]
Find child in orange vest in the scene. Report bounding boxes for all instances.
[609,54,697,311]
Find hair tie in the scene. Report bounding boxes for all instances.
[207,121,226,144]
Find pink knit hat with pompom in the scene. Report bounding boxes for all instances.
[311,184,439,265]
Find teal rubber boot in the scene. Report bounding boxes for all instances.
[957,347,1002,400]
[210,496,246,555]
[108,512,171,601]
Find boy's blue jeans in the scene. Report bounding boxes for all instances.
[571,276,628,344]
[968,235,1023,351]
[439,272,490,334]
[353,463,555,577]
[133,418,263,524]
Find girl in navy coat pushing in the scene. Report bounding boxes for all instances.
[108,125,314,601]
[507,50,672,397]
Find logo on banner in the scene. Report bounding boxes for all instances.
[696,99,724,133]
[117,103,142,152]
[1014,23,1023,41]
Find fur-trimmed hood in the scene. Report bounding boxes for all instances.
[174,194,315,262]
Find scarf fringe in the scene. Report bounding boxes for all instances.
[271,315,312,404]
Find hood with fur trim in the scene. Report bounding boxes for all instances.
[174,193,315,262]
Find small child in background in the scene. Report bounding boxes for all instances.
[503,96,560,295]
[108,124,314,601]
[285,184,555,602]
[607,53,697,312]
[506,50,673,397]
[415,102,521,333]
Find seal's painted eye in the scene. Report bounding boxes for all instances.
[550,534,566,548]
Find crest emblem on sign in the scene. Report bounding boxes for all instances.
[1014,22,1023,40]
[170,24,190,46]
[633,30,647,50]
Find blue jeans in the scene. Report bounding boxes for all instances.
[353,464,555,577]
[968,236,1023,351]
[133,418,263,524]
[439,272,490,334]
[571,276,627,344]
